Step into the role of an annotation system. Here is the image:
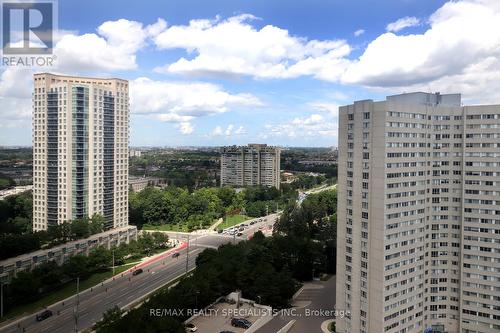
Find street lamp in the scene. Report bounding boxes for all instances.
[195,291,200,308]
[1,281,4,318]
[185,234,190,274]
[74,277,80,333]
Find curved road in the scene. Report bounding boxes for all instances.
[0,214,279,333]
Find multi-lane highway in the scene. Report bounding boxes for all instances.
[0,213,279,333]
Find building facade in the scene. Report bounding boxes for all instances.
[0,226,137,283]
[33,73,129,231]
[220,144,281,189]
[336,92,500,333]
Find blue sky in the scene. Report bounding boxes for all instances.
[1,0,498,147]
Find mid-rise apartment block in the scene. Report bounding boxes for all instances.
[220,144,281,189]
[33,73,129,231]
[336,92,500,333]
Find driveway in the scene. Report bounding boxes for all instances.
[256,275,336,333]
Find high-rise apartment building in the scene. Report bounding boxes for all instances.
[220,144,281,189]
[336,92,500,333]
[33,73,129,231]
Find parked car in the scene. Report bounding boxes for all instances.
[238,227,245,232]
[237,232,243,237]
[249,221,256,225]
[231,318,251,328]
[185,323,198,332]
[132,268,143,276]
[36,309,53,321]
[172,252,180,258]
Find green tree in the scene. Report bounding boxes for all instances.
[88,247,112,272]
[71,218,91,240]
[64,255,90,279]
[217,187,236,207]
[94,306,123,332]
[90,214,105,234]
[8,271,41,304]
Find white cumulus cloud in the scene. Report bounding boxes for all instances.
[386,16,420,32]
[0,18,167,128]
[209,124,247,137]
[354,29,365,37]
[177,122,194,135]
[153,14,351,81]
[55,18,166,72]
[265,114,337,138]
[342,0,500,103]
[130,78,261,135]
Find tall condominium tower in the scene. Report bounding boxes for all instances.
[220,144,281,189]
[336,92,500,333]
[32,73,129,231]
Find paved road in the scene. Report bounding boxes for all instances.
[0,214,279,333]
[257,275,336,333]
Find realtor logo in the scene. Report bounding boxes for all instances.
[2,0,55,54]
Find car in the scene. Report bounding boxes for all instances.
[249,221,256,225]
[185,323,197,332]
[237,232,243,237]
[238,227,245,232]
[172,252,180,258]
[240,224,247,227]
[36,309,53,321]
[132,268,143,275]
[231,318,251,329]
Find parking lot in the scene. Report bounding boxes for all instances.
[188,300,263,333]
[219,215,277,240]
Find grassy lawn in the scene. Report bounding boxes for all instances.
[142,223,189,232]
[218,215,252,230]
[143,216,253,233]
[1,263,135,323]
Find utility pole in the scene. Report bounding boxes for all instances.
[74,277,80,333]
[185,234,190,274]
[112,249,115,276]
[1,281,3,319]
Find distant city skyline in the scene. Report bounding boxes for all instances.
[1,0,499,147]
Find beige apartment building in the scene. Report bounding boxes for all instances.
[220,144,281,189]
[32,73,129,231]
[336,92,500,333]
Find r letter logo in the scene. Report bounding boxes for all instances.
[2,1,54,54]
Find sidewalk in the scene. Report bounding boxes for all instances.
[129,241,187,271]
